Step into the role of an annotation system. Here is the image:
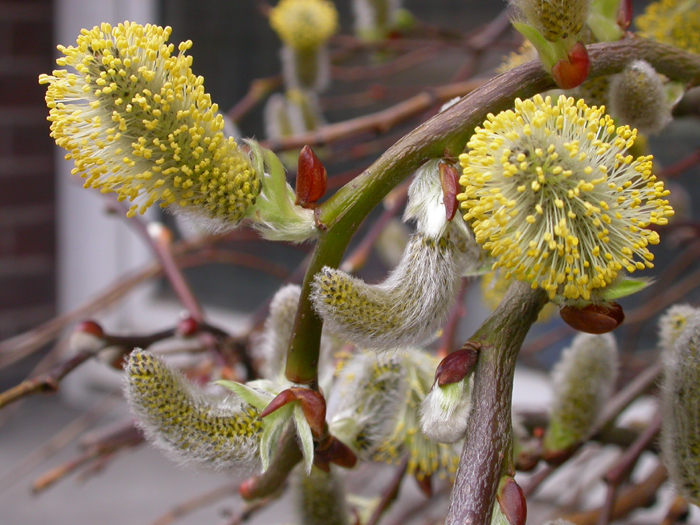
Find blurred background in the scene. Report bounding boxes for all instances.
[1,0,698,524]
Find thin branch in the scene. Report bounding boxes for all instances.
[222,498,274,525]
[150,483,238,525]
[659,146,700,179]
[365,457,410,525]
[226,75,282,123]
[109,199,204,323]
[446,281,549,525]
[597,412,663,525]
[262,78,486,152]
[32,424,143,494]
[562,464,667,525]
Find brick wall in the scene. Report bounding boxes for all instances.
[0,0,55,340]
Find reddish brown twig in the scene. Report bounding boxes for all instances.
[108,199,204,323]
[436,279,470,358]
[659,147,700,179]
[339,180,410,274]
[261,78,486,152]
[597,411,663,525]
[223,497,274,525]
[226,75,282,123]
[0,396,116,493]
[562,463,667,525]
[661,495,690,525]
[365,457,410,525]
[32,424,144,494]
[150,483,239,525]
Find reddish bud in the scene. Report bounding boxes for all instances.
[617,0,633,31]
[290,387,327,438]
[435,343,479,386]
[177,316,199,337]
[439,162,460,221]
[76,320,105,339]
[296,145,327,209]
[515,451,540,472]
[238,477,257,500]
[315,436,358,470]
[260,389,298,419]
[551,41,590,89]
[497,477,527,525]
[415,474,433,497]
[559,301,624,334]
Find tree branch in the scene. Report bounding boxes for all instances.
[445,281,548,525]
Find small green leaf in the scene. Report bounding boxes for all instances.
[666,81,685,108]
[294,404,315,474]
[511,21,559,70]
[216,380,272,410]
[599,278,652,301]
[259,404,294,471]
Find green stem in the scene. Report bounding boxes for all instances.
[445,281,548,525]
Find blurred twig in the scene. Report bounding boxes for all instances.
[150,483,239,525]
[365,456,410,525]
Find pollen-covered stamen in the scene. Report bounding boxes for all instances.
[636,0,700,55]
[459,94,674,302]
[39,22,259,223]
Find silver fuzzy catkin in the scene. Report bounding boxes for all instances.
[311,223,470,350]
[658,304,700,355]
[124,350,262,473]
[419,378,472,444]
[661,313,700,505]
[543,333,618,454]
[259,284,302,380]
[609,60,672,135]
[294,467,350,525]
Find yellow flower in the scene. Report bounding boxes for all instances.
[39,22,259,223]
[636,0,700,55]
[458,95,674,302]
[270,0,338,51]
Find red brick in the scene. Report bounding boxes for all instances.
[0,73,45,106]
[14,219,54,256]
[0,271,54,309]
[13,123,53,155]
[11,20,52,56]
[0,174,53,207]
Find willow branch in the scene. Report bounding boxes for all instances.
[285,37,700,385]
[150,483,238,525]
[445,281,548,525]
[562,464,667,525]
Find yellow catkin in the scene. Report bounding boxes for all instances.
[39,22,259,223]
[458,94,674,302]
[124,349,262,472]
[511,0,590,41]
[636,0,700,55]
[270,0,338,51]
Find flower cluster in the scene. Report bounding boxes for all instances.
[636,0,700,55]
[328,350,461,480]
[270,0,338,52]
[458,94,674,302]
[39,22,259,224]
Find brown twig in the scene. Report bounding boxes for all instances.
[226,75,282,123]
[661,495,690,525]
[0,351,95,410]
[0,396,116,493]
[339,180,410,274]
[109,199,204,323]
[150,483,239,525]
[436,279,470,358]
[597,411,663,525]
[365,457,410,525]
[261,78,486,152]
[223,498,274,525]
[659,146,700,179]
[32,424,143,494]
[562,463,667,525]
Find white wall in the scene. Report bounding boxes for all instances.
[55,0,162,331]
